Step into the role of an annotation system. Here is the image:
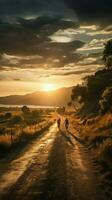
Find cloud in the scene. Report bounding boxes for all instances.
[65,0,112,27]
[0,0,75,22]
[0,16,79,56]
[77,56,103,67]
[18,16,77,32]
[13,78,21,81]
[0,17,84,70]
[76,39,107,54]
[0,0,111,95]
[53,69,92,76]
[0,16,107,87]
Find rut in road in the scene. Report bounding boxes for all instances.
[0,124,107,200]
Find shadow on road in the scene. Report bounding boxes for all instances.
[41,133,68,200]
[67,130,84,145]
[60,130,75,147]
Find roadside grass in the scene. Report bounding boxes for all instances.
[0,110,54,155]
[78,113,112,198]
[0,135,11,153]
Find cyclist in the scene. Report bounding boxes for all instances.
[57,118,61,129]
[65,118,69,130]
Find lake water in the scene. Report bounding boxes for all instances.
[0,104,58,109]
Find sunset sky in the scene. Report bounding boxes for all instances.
[0,0,112,96]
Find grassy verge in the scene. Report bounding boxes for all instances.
[0,120,54,156]
[77,113,112,198]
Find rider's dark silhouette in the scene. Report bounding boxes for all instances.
[57,118,61,129]
[65,118,69,130]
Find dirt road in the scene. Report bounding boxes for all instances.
[0,122,107,200]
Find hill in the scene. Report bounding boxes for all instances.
[0,87,72,106]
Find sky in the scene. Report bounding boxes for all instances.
[0,0,112,96]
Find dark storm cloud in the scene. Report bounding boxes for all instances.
[0,0,108,78]
[0,0,48,18]
[0,15,84,70]
[0,0,111,27]
[18,16,77,31]
[45,40,84,65]
[65,0,112,26]
[0,16,78,55]
[0,0,74,21]
[0,39,84,69]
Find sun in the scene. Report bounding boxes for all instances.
[42,83,56,91]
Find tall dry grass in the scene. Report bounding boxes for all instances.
[0,119,53,154]
[78,113,112,198]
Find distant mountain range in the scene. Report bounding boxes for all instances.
[0,87,73,106]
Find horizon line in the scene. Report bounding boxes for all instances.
[0,85,74,98]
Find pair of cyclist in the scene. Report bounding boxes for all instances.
[57,118,69,130]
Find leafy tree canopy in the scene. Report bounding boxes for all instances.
[99,87,112,114]
[103,39,112,69]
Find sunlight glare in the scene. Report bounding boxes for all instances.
[42,83,56,91]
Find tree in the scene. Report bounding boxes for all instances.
[103,39,112,69]
[21,106,30,116]
[99,87,112,114]
[71,85,87,112]
[10,115,23,125]
[106,56,112,69]
[4,112,12,119]
[71,85,87,103]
